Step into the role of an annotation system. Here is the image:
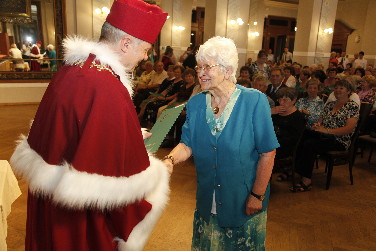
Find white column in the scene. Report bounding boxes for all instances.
[294,0,338,67]
[204,0,251,69]
[160,0,193,57]
[246,0,265,65]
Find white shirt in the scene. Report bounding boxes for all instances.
[285,75,296,88]
[9,48,22,59]
[338,57,349,68]
[353,58,367,69]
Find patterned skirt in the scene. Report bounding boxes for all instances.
[191,210,267,251]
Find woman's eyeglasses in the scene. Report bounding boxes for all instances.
[194,64,220,73]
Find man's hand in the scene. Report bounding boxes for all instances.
[245,194,262,216]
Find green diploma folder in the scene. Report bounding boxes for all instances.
[144,103,186,153]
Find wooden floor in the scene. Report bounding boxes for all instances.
[2,104,376,251]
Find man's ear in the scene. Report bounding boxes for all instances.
[120,36,132,53]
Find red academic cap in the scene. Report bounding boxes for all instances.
[106,0,168,44]
[36,41,42,45]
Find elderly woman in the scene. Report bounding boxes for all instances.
[45,44,57,71]
[295,79,324,128]
[271,88,306,181]
[357,75,376,104]
[163,37,279,250]
[292,79,359,192]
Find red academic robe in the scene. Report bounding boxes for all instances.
[30,45,41,71]
[11,38,169,251]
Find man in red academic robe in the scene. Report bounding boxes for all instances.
[30,41,42,71]
[10,1,170,250]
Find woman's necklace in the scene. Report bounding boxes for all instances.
[211,85,235,115]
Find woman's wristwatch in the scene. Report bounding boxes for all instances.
[251,191,265,201]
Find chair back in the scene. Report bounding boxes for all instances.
[348,103,373,163]
[358,102,373,135]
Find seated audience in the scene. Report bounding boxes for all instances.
[358,75,376,104]
[322,68,337,97]
[292,79,359,192]
[271,88,306,181]
[252,73,275,108]
[282,66,296,88]
[354,67,366,78]
[326,75,361,107]
[266,67,288,104]
[157,68,197,144]
[295,69,311,96]
[157,68,196,118]
[237,65,252,81]
[133,61,157,112]
[140,65,185,125]
[249,50,270,79]
[295,79,324,128]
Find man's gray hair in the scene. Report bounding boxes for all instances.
[196,36,238,83]
[99,22,142,46]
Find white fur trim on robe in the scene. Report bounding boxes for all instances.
[10,135,170,211]
[63,36,134,96]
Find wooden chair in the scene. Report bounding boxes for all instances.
[357,134,376,165]
[320,103,373,189]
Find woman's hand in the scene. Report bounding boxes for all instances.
[300,109,310,114]
[271,106,286,115]
[245,195,262,216]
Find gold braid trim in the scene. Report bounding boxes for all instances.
[73,60,119,79]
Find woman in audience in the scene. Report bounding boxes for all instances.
[325,75,361,108]
[141,65,185,125]
[282,66,297,88]
[358,75,376,104]
[272,88,306,181]
[138,65,176,123]
[295,69,311,97]
[292,79,359,192]
[157,68,196,118]
[237,65,252,81]
[295,79,324,128]
[249,50,270,79]
[322,68,337,98]
[354,67,366,78]
[161,46,177,70]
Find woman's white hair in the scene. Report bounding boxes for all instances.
[47,44,55,50]
[196,36,238,83]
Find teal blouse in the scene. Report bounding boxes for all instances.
[181,85,279,227]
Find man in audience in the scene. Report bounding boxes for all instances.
[266,67,287,104]
[134,61,168,112]
[267,48,275,63]
[10,0,170,250]
[281,47,293,62]
[354,51,368,69]
[338,51,349,68]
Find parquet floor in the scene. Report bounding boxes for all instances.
[2,104,376,251]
